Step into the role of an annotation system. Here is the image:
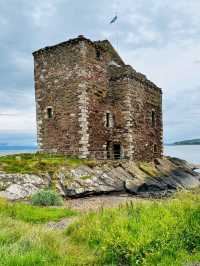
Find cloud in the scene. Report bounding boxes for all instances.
[0,113,18,116]
[194,60,200,64]
[0,0,200,144]
[0,107,36,133]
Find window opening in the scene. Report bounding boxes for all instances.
[47,107,53,118]
[106,112,110,128]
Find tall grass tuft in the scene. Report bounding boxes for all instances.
[31,189,63,206]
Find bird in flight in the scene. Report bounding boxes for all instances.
[110,15,118,24]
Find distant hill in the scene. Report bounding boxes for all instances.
[174,139,200,145]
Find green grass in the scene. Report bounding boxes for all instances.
[0,191,200,265]
[0,198,76,223]
[66,190,200,265]
[0,153,89,174]
[0,216,96,266]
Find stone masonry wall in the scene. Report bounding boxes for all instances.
[108,65,163,161]
[34,39,91,157]
[33,36,163,161]
[79,40,163,161]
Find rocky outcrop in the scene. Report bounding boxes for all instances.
[0,173,50,200]
[57,157,200,198]
[125,157,200,197]
[0,157,199,200]
[57,164,133,197]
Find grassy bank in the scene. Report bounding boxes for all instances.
[0,198,76,223]
[0,153,87,174]
[0,191,200,265]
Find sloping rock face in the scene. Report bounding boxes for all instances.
[57,157,200,198]
[0,157,199,200]
[126,157,200,197]
[0,173,50,200]
[57,164,133,197]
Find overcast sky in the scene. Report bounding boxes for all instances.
[0,0,200,145]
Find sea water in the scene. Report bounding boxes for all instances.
[164,145,200,164]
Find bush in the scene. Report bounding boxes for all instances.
[31,190,63,207]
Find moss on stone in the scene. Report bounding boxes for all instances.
[80,175,92,180]
[137,162,160,177]
[0,153,89,174]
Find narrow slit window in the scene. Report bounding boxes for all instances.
[151,110,156,127]
[154,144,157,153]
[106,112,110,128]
[47,107,53,119]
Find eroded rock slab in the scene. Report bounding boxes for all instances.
[57,164,133,197]
[0,173,50,200]
[57,157,200,198]
[125,157,200,197]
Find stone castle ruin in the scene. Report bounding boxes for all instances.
[33,35,163,161]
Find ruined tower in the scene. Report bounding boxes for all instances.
[33,35,163,161]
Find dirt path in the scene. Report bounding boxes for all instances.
[64,193,148,212]
[46,217,77,230]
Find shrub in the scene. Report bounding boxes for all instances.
[31,189,63,207]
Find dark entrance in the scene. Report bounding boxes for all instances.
[113,144,121,160]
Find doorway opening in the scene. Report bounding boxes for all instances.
[113,143,121,160]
